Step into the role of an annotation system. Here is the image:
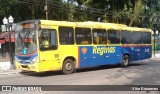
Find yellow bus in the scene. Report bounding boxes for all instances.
[15,20,152,74]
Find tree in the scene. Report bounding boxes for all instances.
[140,0,160,28]
[129,0,143,26]
[1,0,160,29]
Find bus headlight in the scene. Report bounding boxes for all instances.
[31,56,38,64]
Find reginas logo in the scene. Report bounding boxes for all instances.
[82,47,87,54]
[93,46,115,55]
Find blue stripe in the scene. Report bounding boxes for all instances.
[78,46,152,68]
[15,53,38,64]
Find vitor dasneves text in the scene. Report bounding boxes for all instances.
[132,86,158,91]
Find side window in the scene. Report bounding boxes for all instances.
[121,31,132,44]
[132,31,142,44]
[108,30,120,44]
[39,29,57,51]
[75,27,92,45]
[142,32,151,44]
[92,29,107,44]
[59,26,74,45]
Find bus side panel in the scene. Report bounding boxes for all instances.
[78,46,93,68]
[92,46,106,66]
[59,45,78,68]
[121,45,152,62]
[121,47,132,62]
[131,46,152,62]
[39,50,61,72]
[78,46,122,68]
[131,46,142,61]
[105,46,121,64]
[142,46,152,59]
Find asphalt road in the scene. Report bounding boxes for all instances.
[0,58,160,94]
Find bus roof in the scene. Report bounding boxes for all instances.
[40,20,127,29]
[25,20,151,32]
[40,20,76,27]
[124,26,152,32]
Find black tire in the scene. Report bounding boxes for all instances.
[121,55,130,67]
[62,59,75,74]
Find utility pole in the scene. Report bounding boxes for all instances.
[44,0,48,20]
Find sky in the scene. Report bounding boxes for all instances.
[62,0,78,6]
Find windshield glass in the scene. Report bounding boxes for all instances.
[15,29,37,55]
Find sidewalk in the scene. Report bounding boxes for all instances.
[0,61,20,75]
[152,52,160,59]
[0,56,20,75]
[0,55,11,70]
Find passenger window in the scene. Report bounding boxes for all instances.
[132,31,142,44]
[59,26,74,45]
[75,27,92,45]
[142,32,151,44]
[108,30,120,44]
[92,29,107,44]
[121,31,132,44]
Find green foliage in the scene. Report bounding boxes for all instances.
[0,0,160,28]
[140,0,160,28]
[114,1,133,24]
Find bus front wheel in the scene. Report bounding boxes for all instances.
[121,55,129,67]
[62,59,75,74]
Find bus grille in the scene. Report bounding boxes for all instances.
[19,61,31,64]
[21,65,28,68]
[18,57,31,60]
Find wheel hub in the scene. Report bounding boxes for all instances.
[65,63,72,71]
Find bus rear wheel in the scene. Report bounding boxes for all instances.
[121,55,129,67]
[62,59,75,74]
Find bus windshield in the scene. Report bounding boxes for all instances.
[15,29,37,55]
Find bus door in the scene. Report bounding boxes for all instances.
[39,28,61,71]
[104,46,121,64]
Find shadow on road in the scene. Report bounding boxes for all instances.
[19,70,62,77]
[19,62,147,77]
